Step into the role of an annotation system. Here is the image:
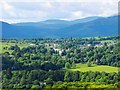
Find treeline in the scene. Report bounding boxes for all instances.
[1,35,119,44]
[1,36,119,89]
[2,69,119,89]
[2,42,119,71]
[45,82,119,90]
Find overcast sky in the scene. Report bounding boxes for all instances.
[0,0,119,23]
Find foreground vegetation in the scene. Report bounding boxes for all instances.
[1,36,119,89]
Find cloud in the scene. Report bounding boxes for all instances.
[1,1,18,19]
[2,1,13,10]
[0,0,119,23]
[70,11,83,20]
[1,0,119,3]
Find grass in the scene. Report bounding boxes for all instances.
[100,40,116,42]
[69,63,119,73]
[0,42,29,54]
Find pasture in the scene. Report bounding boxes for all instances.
[69,63,118,73]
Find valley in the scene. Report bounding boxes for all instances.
[1,36,119,89]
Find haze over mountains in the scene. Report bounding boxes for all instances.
[1,15,118,38]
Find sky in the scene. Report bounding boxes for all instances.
[0,0,119,23]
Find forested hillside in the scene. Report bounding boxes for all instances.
[1,36,119,89]
[1,15,118,38]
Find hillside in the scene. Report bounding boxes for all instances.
[1,15,118,38]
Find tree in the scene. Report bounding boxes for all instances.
[87,61,92,67]
[31,85,41,89]
[72,61,76,69]
[65,62,71,69]
[45,77,54,85]
[6,68,12,79]
[64,71,71,82]
[72,71,80,81]
[51,55,57,64]
[33,80,39,85]
[20,77,26,85]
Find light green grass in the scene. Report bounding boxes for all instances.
[69,63,119,73]
[0,42,29,54]
[100,40,116,42]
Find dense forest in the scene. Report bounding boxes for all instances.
[0,36,120,89]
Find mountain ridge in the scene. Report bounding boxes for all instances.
[1,15,118,38]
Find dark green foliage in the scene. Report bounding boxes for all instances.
[65,62,71,69]
[2,70,119,89]
[1,36,119,89]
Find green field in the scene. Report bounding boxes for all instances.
[100,40,116,42]
[0,42,29,54]
[69,63,119,73]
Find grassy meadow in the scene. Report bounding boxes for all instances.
[69,63,119,73]
[0,42,29,54]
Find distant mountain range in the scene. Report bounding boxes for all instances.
[1,16,118,38]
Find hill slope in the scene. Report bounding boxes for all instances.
[1,16,118,38]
